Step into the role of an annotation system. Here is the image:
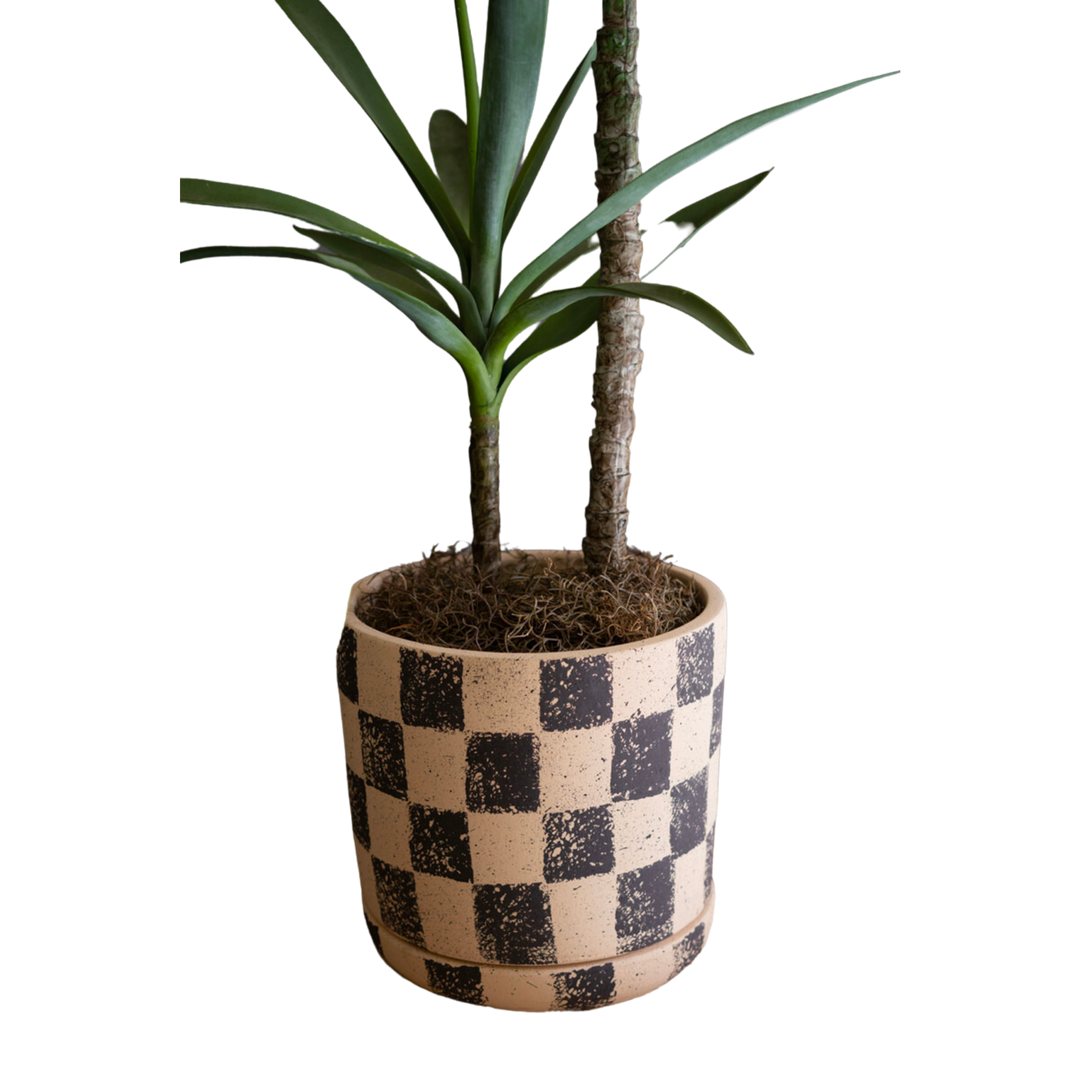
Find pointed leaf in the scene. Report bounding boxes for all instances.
[497,286,601,403]
[469,0,549,322]
[454,0,480,187]
[176,176,486,345]
[181,244,492,406]
[495,70,898,323]
[274,0,468,256]
[514,235,599,306]
[429,110,472,234]
[293,227,457,319]
[503,42,597,238]
[646,169,772,277]
[487,282,751,363]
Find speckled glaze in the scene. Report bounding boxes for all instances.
[336,553,727,1011]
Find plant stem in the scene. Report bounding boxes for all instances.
[469,406,501,577]
[583,0,644,573]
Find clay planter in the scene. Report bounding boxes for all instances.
[335,553,726,1011]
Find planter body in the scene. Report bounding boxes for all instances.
[336,554,726,1011]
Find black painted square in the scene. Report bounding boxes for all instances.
[466,733,540,814]
[552,963,617,1011]
[616,856,674,953]
[408,804,473,882]
[611,710,672,802]
[670,765,708,858]
[359,710,407,799]
[372,856,424,946]
[539,655,613,731]
[336,626,358,704]
[399,648,464,731]
[543,805,614,882]
[424,959,485,1006]
[671,921,706,978]
[711,679,724,757]
[473,883,557,965]
[704,822,716,898]
[677,624,714,706]
[346,765,370,849]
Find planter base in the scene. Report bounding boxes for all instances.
[365,887,715,1011]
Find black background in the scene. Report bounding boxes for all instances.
[174,0,911,1028]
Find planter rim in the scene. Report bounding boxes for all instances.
[344,549,725,662]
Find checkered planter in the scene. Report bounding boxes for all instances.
[336,555,727,1011]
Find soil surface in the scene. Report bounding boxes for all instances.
[355,548,704,653]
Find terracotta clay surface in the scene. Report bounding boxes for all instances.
[336,554,727,1010]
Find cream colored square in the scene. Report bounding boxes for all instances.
[341,704,363,775]
[712,600,730,665]
[402,726,467,811]
[611,791,671,872]
[547,875,619,965]
[480,966,555,1012]
[468,811,544,884]
[673,845,708,931]
[354,633,401,723]
[615,942,675,1002]
[706,752,721,832]
[462,655,541,733]
[379,930,428,988]
[538,728,613,811]
[670,696,713,786]
[610,643,677,723]
[414,875,480,961]
[365,786,410,869]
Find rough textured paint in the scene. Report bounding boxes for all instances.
[345,760,371,851]
[616,855,674,953]
[400,648,465,731]
[424,959,486,1005]
[711,678,724,756]
[671,921,706,977]
[332,630,358,704]
[677,624,715,705]
[359,710,408,799]
[408,804,473,882]
[670,765,708,858]
[473,882,557,965]
[543,805,615,882]
[539,654,614,730]
[611,709,672,801]
[557,963,617,1010]
[372,856,425,946]
[466,732,541,813]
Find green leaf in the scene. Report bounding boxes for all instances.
[454,0,480,188]
[429,110,472,235]
[495,70,899,324]
[177,174,486,345]
[497,294,601,404]
[503,42,597,239]
[487,281,752,364]
[514,235,599,306]
[182,245,492,406]
[469,0,549,324]
[646,169,772,277]
[293,227,458,320]
[274,0,469,257]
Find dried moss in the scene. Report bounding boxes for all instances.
[355,547,704,653]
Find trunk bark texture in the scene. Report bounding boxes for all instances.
[469,409,501,577]
[583,0,644,573]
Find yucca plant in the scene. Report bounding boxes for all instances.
[181,0,896,581]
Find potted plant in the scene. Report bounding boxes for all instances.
[181,0,895,1011]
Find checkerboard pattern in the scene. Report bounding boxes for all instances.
[337,592,726,1008]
